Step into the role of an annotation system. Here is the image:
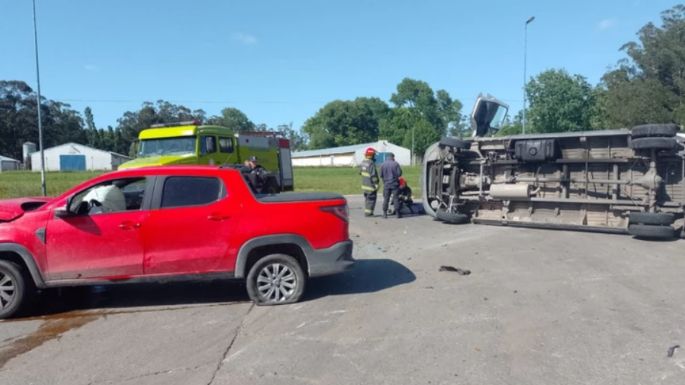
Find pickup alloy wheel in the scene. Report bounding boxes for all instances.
[0,260,26,319]
[247,254,305,305]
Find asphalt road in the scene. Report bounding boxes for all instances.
[1,195,684,385]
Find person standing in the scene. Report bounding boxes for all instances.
[380,152,402,218]
[359,147,380,216]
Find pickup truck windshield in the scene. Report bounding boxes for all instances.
[139,136,196,156]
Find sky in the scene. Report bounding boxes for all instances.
[1,0,679,132]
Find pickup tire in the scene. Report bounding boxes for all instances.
[631,124,679,138]
[246,254,305,305]
[628,224,676,240]
[0,260,27,319]
[630,137,682,151]
[435,209,470,224]
[628,212,675,226]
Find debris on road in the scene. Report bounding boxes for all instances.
[439,265,471,275]
[667,345,680,358]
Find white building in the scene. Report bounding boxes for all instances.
[0,155,20,172]
[30,143,131,171]
[292,140,411,167]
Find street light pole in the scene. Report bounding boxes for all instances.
[522,16,535,135]
[32,0,46,196]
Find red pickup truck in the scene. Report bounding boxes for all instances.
[0,166,353,318]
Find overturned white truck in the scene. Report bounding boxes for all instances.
[422,95,685,240]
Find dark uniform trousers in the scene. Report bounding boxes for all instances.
[382,184,400,217]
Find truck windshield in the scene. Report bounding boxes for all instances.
[139,136,196,156]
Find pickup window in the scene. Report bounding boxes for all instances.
[160,176,225,208]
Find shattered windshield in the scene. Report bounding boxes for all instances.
[138,136,196,156]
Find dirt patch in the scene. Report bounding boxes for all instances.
[0,312,99,368]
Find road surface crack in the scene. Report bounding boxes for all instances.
[206,303,255,385]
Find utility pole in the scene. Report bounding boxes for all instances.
[32,0,46,195]
[523,16,535,135]
[411,125,415,166]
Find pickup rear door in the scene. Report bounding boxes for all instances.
[142,175,238,275]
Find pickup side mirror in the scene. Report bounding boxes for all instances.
[55,196,76,218]
[54,206,72,218]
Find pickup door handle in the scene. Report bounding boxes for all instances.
[118,221,141,230]
[207,213,230,221]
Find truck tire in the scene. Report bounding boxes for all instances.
[631,124,679,138]
[628,224,676,240]
[630,137,683,151]
[246,254,306,305]
[628,212,675,226]
[435,209,470,224]
[439,137,471,150]
[0,260,27,319]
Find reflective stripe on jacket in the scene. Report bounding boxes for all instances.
[360,159,379,191]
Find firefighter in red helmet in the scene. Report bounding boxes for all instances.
[360,147,380,216]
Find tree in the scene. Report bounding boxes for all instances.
[390,78,442,130]
[436,89,464,136]
[598,4,685,127]
[206,107,254,132]
[383,78,463,154]
[379,108,439,156]
[0,80,86,160]
[116,100,205,156]
[525,69,596,132]
[302,97,389,149]
[276,123,308,151]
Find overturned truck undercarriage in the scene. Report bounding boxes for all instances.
[422,96,685,240]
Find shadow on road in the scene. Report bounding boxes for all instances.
[13,259,415,319]
[21,280,250,319]
[305,258,416,300]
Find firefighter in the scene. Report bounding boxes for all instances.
[360,147,380,216]
[397,177,414,214]
[380,152,402,218]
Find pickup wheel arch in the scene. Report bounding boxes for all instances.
[235,235,311,279]
[0,244,47,288]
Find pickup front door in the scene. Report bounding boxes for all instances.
[142,175,237,275]
[45,177,151,281]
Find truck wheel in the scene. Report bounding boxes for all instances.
[628,212,675,226]
[630,137,683,151]
[0,260,27,319]
[435,209,470,224]
[246,254,305,305]
[628,224,676,240]
[631,124,678,138]
[439,137,471,150]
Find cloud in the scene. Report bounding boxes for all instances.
[84,64,99,72]
[231,32,258,45]
[597,18,618,31]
